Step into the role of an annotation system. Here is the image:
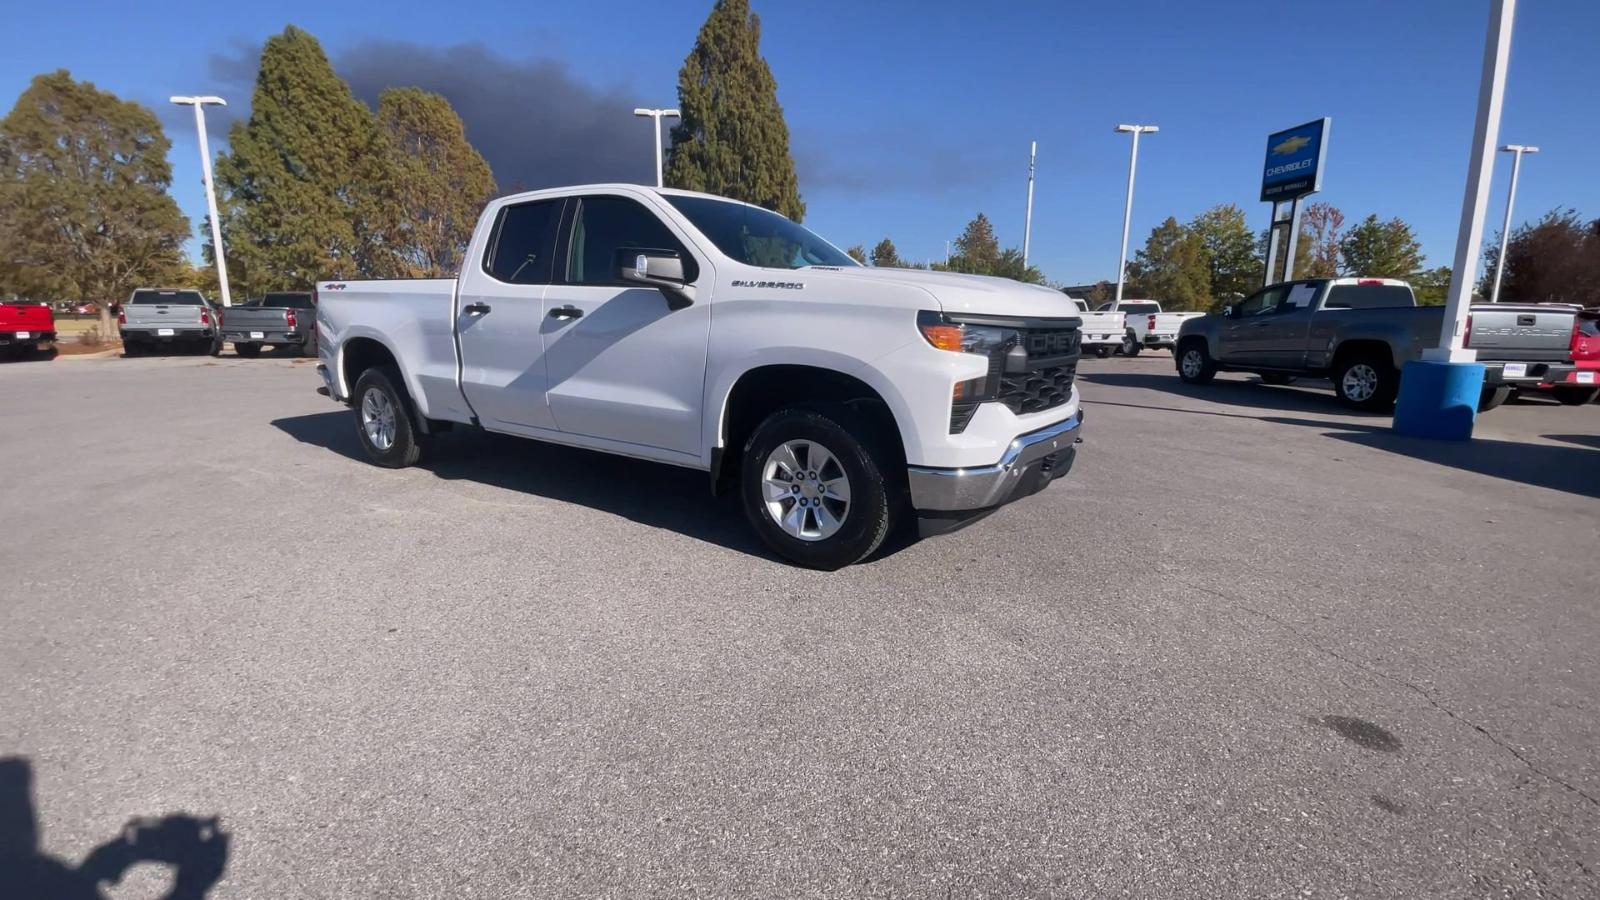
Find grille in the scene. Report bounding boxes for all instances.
[1024,328,1079,359]
[999,363,1078,415]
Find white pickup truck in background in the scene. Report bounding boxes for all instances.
[1096,299,1204,355]
[316,185,1086,568]
[1069,298,1127,358]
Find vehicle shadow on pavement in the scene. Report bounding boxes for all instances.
[271,411,921,564]
[0,756,229,899]
[1079,369,1371,419]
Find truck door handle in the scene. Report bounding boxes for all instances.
[463,303,491,316]
[548,305,583,320]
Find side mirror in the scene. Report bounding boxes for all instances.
[616,248,694,311]
[1222,305,1235,318]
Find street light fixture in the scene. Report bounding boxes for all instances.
[1489,143,1538,303]
[633,108,681,188]
[1112,124,1159,310]
[170,95,231,307]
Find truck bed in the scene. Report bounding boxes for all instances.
[315,279,470,423]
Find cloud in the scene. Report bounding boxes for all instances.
[151,39,258,139]
[794,130,1013,195]
[338,40,654,190]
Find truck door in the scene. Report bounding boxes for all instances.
[1257,281,1321,368]
[455,197,565,432]
[540,193,712,459]
[1220,285,1290,364]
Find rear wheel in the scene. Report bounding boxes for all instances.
[1332,353,1398,411]
[234,342,261,358]
[1121,330,1142,357]
[123,341,142,358]
[351,366,428,468]
[740,406,896,570]
[1093,345,1111,359]
[1175,340,1218,384]
[1479,385,1512,412]
[1554,386,1599,406]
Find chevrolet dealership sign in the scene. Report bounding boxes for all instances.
[1261,118,1330,202]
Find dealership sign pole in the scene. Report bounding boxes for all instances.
[1393,0,1516,440]
[1259,118,1330,286]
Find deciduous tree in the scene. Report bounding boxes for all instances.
[213,26,399,293]
[845,244,867,264]
[1188,204,1260,304]
[665,0,804,221]
[1301,202,1344,277]
[1128,217,1211,311]
[870,238,903,268]
[0,70,190,333]
[1339,214,1423,279]
[1481,209,1600,306]
[378,87,497,278]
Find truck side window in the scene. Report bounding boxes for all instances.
[484,199,563,285]
[1237,286,1289,317]
[565,196,697,286]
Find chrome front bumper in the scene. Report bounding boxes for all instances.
[906,410,1083,513]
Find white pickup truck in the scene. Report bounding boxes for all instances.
[316,185,1085,568]
[1069,298,1127,358]
[1096,299,1204,355]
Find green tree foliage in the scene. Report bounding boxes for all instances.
[992,248,1045,285]
[870,237,903,268]
[214,26,398,293]
[1085,281,1112,305]
[845,244,867,264]
[1339,214,1423,279]
[1300,202,1344,277]
[1128,217,1211,310]
[665,0,804,221]
[1256,224,1313,285]
[378,87,497,278]
[933,214,1044,283]
[0,70,190,332]
[1410,266,1452,306]
[1481,209,1600,305]
[1188,204,1260,305]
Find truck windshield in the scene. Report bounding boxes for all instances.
[262,293,314,308]
[665,195,857,269]
[130,290,205,305]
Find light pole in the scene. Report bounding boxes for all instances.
[1022,141,1037,267]
[170,95,231,307]
[1112,124,1158,310]
[1489,143,1538,303]
[633,108,680,188]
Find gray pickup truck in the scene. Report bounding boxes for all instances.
[218,291,317,357]
[119,288,220,355]
[1173,277,1578,410]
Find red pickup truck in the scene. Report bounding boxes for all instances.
[0,301,57,360]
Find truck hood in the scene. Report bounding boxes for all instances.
[797,266,1079,320]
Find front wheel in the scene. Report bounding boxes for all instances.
[1554,386,1599,406]
[1332,354,1399,411]
[1175,341,1218,384]
[740,406,896,569]
[1121,330,1142,357]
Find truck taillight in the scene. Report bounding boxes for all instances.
[200,307,211,326]
[117,309,126,326]
[285,309,298,330]
[1573,315,1600,361]
[1148,314,1157,331]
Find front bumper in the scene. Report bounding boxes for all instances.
[906,409,1082,514]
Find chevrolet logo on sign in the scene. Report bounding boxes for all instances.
[1271,135,1312,156]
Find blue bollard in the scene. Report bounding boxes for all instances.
[1392,360,1487,440]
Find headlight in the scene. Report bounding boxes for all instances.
[917,311,1019,356]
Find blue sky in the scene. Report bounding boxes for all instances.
[4,0,1597,285]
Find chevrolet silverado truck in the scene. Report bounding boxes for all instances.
[1069,298,1127,358]
[119,288,220,355]
[1173,277,1577,410]
[316,185,1085,568]
[1096,300,1203,355]
[220,291,317,357]
[0,300,57,360]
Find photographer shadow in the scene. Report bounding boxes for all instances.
[1,756,228,899]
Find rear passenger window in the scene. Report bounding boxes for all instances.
[564,196,697,285]
[484,200,563,285]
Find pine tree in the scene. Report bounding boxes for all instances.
[845,244,867,264]
[665,0,805,221]
[0,70,190,334]
[947,213,1001,274]
[213,26,399,292]
[378,87,497,277]
[870,238,903,268]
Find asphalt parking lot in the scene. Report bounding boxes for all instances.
[3,352,1597,898]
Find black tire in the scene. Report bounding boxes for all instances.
[740,406,897,570]
[300,334,319,358]
[1479,385,1512,412]
[123,341,142,358]
[1553,386,1600,406]
[209,335,223,357]
[234,342,261,358]
[1122,330,1142,357]
[1175,340,1218,384]
[1093,345,1111,359]
[1260,372,1295,386]
[1332,353,1399,411]
[350,365,429,468]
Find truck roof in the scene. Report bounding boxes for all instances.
[493,183,764,211]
